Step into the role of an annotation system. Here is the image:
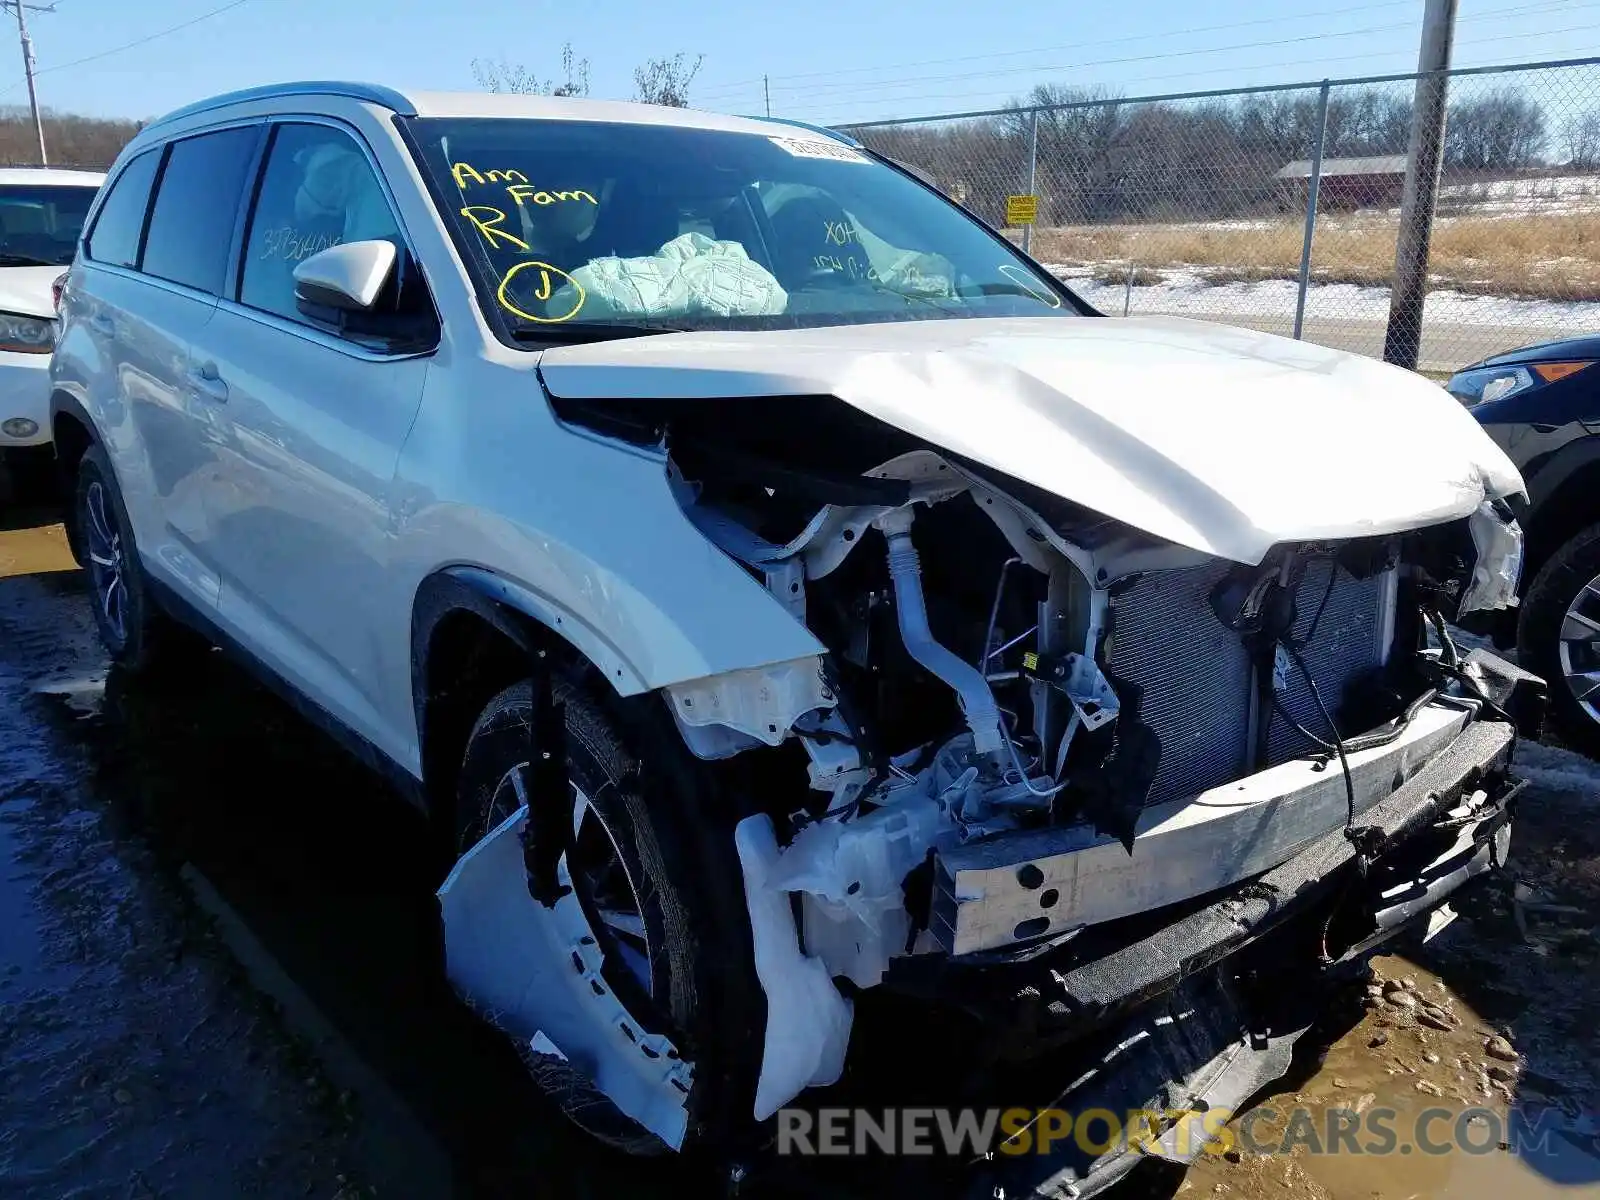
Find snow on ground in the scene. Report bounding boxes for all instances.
[1515,739,1600,803]
[1435,172,1600,219]
[1050,265,1600,330]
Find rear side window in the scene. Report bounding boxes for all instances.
[142,126,260,295]
[84,149,160,268]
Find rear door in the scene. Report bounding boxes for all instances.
[193,118,434,764]
[71,125,264,608]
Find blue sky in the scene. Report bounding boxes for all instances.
[1,0,1593,125]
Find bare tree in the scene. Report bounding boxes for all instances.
[0,106,141,167]
[999,85,1125,223]
[633,53,703,107]
[1564,109,1600,168]
[1444,88,1548,170]
[472,43,591,97]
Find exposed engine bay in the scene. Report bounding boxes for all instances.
[533,392,1529,1125]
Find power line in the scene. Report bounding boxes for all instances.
[768,18,1426,101]
[29,0,251,81]
[694,0,1423,99]
[756,0,1581,104]
[794,23,1600,124]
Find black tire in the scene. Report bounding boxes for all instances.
[1518,523,1600,759]
[455,670,766,1157]
[74,443,175,673]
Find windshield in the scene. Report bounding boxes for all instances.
[402,117,1077,337]
[0,183,98,267]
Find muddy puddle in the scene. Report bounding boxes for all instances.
[2,520,1598,1199]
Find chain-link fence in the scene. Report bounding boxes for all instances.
[841,56,1600,375]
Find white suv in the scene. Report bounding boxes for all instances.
[0,166,103,500]
[50,82,1541,1189]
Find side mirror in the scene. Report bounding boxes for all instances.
[293,239,397,313]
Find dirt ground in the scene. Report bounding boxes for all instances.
[1,511,1597,1199]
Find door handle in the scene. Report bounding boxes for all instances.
[187,362,229,403]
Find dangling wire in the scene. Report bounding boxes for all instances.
[1281,640,1358,833]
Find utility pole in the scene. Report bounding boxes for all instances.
[1383,0,1457,369]
[763,75,771,118]
[1,0,53,166]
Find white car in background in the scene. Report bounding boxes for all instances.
[0,166,104,502]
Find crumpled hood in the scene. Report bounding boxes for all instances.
[538,315,1526,564]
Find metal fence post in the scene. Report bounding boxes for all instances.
[1293,81,1331,341]
[1022,108,1039,256]
[1385,0,1458,369]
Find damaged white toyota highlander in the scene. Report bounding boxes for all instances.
[49,84,1544,1195]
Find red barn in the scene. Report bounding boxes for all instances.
[1276,154,1408,211]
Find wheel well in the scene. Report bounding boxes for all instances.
[1526,461,1600,588]
[50,402,93,552]
[417,599,575,831]
[51,404,92,476]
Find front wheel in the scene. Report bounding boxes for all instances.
[1518,524,1600,758]
[452,672,765,1155]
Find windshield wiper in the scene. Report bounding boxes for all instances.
[0,252,62,267]
[964,281,1069,305]
[852,277,962,317]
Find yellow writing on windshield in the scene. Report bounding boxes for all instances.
[461,206,530,251]
[498,260,585,324]
[506,184,598,207]
[453,162,530,189]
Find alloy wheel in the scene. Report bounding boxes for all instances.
[489,766,654,994]
[84,480,128,643]
[1558,570,1600,726]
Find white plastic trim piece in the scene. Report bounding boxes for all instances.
[734,814,853,1121]
[666,656,834,746]
[935,703,1486,954]
[436,805,693,1148]
[1460,500,1524,615]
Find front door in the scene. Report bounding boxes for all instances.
[194,120,433,762]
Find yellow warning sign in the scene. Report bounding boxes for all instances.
[1006,194,1038,226]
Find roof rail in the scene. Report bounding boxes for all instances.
[744,115,861,147]
[149,81,416,128]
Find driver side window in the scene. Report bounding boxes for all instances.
[239,123,403,330]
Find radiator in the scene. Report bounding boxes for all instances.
[1103,555,1393,808]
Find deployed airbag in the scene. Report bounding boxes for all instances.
[558,232,787,320]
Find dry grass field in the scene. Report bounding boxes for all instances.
[1029,210,1600,301]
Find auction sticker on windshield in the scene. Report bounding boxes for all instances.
[767,136,869,163]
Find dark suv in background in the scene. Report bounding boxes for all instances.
[1450,335,1600,756]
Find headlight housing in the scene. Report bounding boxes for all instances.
[0,310,55,355]
[1447,360,1593,407]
